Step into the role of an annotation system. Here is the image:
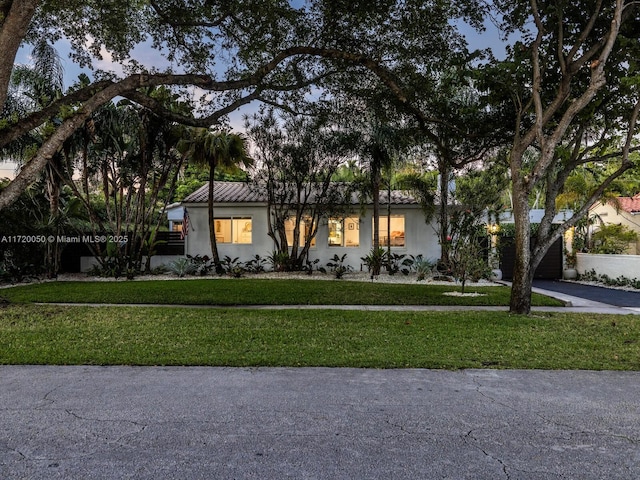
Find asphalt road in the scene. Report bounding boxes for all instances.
[534,280,640,307]
[1,366,639,479]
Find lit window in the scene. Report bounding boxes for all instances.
[285,218,316,247]
[374,215,405,247]
[214,217,252,244]
[329,217,360,247]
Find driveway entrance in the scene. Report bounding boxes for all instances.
[534,280,640,307]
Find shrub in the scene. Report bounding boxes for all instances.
[168,257,196,277]
[245,254,267,274]
[412,256,437,281]
[325,253,353,279]
[268,251,291,272]
[386,252,413,276]
[591,224,638,254]
[186,254,213,276]
[302,258,320,275]
[361,248,386,277]
[220,256,245,277]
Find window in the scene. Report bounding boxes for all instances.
[214,217,252,244]
[374,215,405,247]
[285,218,316,247]
[329,217,360,247]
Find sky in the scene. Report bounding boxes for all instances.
[1,11,510,179]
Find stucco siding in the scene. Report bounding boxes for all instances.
[183,203,440,270]
[590,203,640,254]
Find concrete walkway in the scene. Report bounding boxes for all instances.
[1,366,639,479]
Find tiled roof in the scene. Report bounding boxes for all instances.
[617,193,640,213]
[182,181,419,205]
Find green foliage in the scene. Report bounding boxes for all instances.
[4,278,563,307]
[244,255,267,274]
[449,242,491,293]
[220,256,245,278]
[325,254,353,279]
[1,305,638,370]
[186,254,213,276]
[268,251,291,272]
[167,257,195,278]
[302,258,321,276]
[591,224,638,254]
[0,184,47,281]
[361,247,387,277]
[412,256,438,281]
[579,269,640,290]
[386,252,412,276]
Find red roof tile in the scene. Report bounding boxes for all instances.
[617,193,640,213]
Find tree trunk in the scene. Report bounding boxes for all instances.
[207,165,222,273]
[371,161,381,276]
[509,178,534,315]
[438,163,451,268]
[386,180,391,268]
[0,0,38,110]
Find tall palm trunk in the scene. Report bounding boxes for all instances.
[207,164,222,273]
[371,159,381,276]
[45,158,62,278]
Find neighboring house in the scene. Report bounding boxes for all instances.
[590,194,640,254]
[181,181,441,270]
[166,202,186,234]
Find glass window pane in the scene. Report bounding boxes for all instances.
[214,219,231,243]
[233,218,252,244]
[344,217,359,247]
[328,218,343,246]
[285,218,316,247]
[373,215,404,247]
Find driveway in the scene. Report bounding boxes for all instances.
[1,366,639,479]
[534,279,640,307]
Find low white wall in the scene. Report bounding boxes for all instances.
[80,255,182,273]
[576,253,640,279]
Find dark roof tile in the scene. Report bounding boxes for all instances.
[183,182,420,205]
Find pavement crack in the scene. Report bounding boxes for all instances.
[468,374,518,412]
[463,429,511,479]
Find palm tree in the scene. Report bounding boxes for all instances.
[360,121,407,275]
[181,129,252,272]
[5,39,66,276]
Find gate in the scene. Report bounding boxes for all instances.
[499,237,563,280]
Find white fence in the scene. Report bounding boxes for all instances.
[576,253,640,280]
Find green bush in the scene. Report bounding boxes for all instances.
[591,224,638,254]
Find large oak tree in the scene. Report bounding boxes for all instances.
[486,0,640,314]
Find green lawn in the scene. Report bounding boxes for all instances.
[3,278,628,371]
[0,304,638,369]
[0,278,563,306]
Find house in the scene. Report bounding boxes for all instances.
[589,194,640,254]
[165,202,186,234]
[180,181,442,270]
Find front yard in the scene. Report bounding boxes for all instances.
[0,304,638,370]
[0,276,562,306]
[1,276,637,370]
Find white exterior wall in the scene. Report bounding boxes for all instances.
[183,203,441,270]
[589,203,640,254]
[80,255,184,272]
[577,253,640,279]
[184,203,272,262]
